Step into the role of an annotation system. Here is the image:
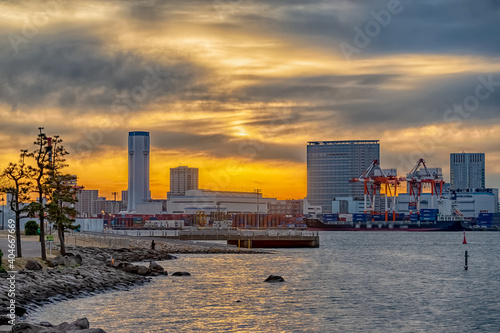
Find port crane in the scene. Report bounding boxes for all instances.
[405,158,445,214]
[350,160,400,221]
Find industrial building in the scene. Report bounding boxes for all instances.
[450,152,485,190]
[307,140,380,213]
[168,166,199,198]
[127,131,151,211]
[267,199,303,215]
[166,189,276,214]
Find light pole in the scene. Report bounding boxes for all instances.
[255,189,261,230]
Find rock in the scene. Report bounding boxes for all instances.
[25,260,43,271]
[149,261,164,273]
[136,266,151,276]
[11,323,45,333]
[38,321,54,327]
[66,329,107,333]
[0,316,10,325]
[264,275,285,283]
[112,261,131,269]
[48,253,83,267]
[15,306,27,317]
[69,318,90,330]
[171,272,191,276]
[120,265,140,274]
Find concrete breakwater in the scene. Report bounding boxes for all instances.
[66,232,268,253]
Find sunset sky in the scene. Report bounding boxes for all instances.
[1,0,499,200]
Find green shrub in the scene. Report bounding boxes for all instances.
[25,220,39,236]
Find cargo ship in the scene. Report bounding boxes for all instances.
[304,210,468,231]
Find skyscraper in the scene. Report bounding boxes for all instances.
[450,153,485,190]
[307,140,380,213]
[169,166,199,197]
[127,131,150,211]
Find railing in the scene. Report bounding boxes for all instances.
[66,232,130,248]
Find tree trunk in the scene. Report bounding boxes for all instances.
[15,211,22,258]
[39,189,47,260]
[58,225,65,256]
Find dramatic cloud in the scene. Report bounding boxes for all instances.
[0,0,499,199]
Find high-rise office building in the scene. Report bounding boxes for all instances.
[75,189,99,217]
[307,140,380,213]
[450,153,485,190]
[127,131,151,211]
[169,166,199,197]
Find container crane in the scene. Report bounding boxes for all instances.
[405,158,445,215]
[350,160,400,221]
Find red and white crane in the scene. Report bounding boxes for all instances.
[351,159,400,221]
[405,158,445,214]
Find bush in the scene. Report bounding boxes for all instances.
[25,220,39,236]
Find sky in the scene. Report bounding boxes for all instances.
[0,0,499,200]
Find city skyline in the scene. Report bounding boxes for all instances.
[1,1,499,200]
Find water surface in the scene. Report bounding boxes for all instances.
[29,232,500,332]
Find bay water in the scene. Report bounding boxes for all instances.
[29,232,500,332]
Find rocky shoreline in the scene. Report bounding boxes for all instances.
[0,241,268,332]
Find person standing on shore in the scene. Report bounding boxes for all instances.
[151,240,155,250]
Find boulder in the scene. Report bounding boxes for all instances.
[0,315,11,325]
[66,329,107,333]
[11,323,45,333]
[69,318,90,330]
[38,322,54,327]
[149,261,165,273]
[136,266,151,276]
[120,265,140,274]
[171,272,191,276]
[264,275,285,283]
[54,318,89,331]
[48,253,83,267]
[25,260,43,271]
[112,261,131,269]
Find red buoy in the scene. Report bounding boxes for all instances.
[462,231,467,244]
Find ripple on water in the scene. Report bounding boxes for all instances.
[29,232,500,332]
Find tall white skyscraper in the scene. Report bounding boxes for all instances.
[169,166,199,197]
[450,153,485,190]
[128,131,150,211]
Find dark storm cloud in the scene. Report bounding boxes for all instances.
[213,0,500,57]
[234,72,500,129]
[62,128,304,163]
[0,26,205,111]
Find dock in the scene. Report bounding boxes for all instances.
[104,229,320,248]
[174,229,320,248]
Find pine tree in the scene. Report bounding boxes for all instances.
[45,136,79,256]
[1,151,31,257]
[26,128,53,261]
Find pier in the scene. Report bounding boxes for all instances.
[104,229,320,248]
[176,229,320,248]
